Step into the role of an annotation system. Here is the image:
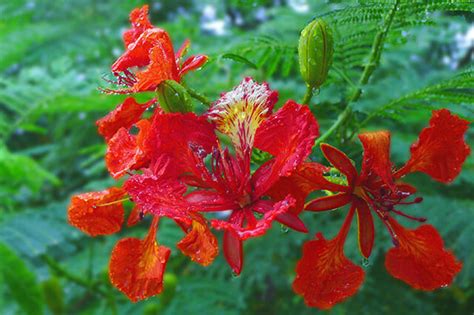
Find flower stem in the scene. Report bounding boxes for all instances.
[186,86,212,107]
[315,0,400,145]
[301,85,314,105]
[41,254,109,297]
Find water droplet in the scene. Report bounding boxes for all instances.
[362,257,370,267]
[280,224,289,233]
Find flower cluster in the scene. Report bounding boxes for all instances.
[68,5,471,308]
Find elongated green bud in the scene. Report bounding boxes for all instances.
[156,80,193,113]
[298,19,334,89]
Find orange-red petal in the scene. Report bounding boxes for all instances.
[127,205,142,227]
[123,5,154,47]
[177,213,218,266]
[397,109,470,183]
[96,97,153,141]
[109,218,170,302]
[385,218,462,290]
[105,120,150,178]
[320,143,358,186]
[293,233,364,309]
[179,55,208,78]
[293,206,364,309]
[67,187,126,236]
[358,131,394,188]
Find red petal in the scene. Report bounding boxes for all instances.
[122,5,154,47]
[145,112,218,177]
[127,205,141,227]
[177,213,219,266]
[179,55,208,78]
[67,187,125,236]
[293,206,364,309]
[253,199,308,233]
[305,193,352,212]
[175,39,190,60]
[109,218,171,302]
[211,196,295,240]
[385,219,462,290]
[354,198,374,258]
[112,29,177,79]
[105,129,140,178]
[185,190,237,212]
[132,44,178,92]
[358,131,393,188]
[96,97,153,141]
[224,229,243,275]
[397,109,470,183]
[124,174,190,223]
[253,101,319,196]
[320,144,358,186]
[263,162,349,215]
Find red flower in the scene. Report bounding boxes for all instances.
[141,77,321,274]
[106,5,207,94]
[294,109,469,309]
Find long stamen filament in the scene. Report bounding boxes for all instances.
[94,197,130,207]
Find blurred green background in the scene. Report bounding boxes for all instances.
[0,0,473,314]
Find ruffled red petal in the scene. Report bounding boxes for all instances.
[385,219,462,290]
[177,213,218,266]
[67,187,125,236]
[211,196,295,240]
[122,5,154,47]
[109,218,170,302]
[305,193,352,212]
[354,198,374,258]
[112,28,177,80]
[96,97,153,141]
[397,109,470,183]
[145,112,218,177]
[358,131,393,188]
[132,43,178,92]
[253,101,319,196]
[124,174,190,223]
[320,143,358,186]
[185,190,237,212]
[293,207,365,310]
[105,119,150,178]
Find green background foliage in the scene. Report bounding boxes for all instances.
[0,0,472,314]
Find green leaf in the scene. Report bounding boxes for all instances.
[221,53,258,69]
[0,243,44,315]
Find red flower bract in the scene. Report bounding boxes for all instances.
[295,109,470,309]
[106,5,207,94]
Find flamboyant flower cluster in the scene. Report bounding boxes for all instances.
[68,5,471,308]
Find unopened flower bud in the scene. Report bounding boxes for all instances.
[156,80,193,113]
[298,19,334,89]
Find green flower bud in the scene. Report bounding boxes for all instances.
[298,19,334,89]
[156,80,193,113]
[160,273,178,306]
[41,277,64,315]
